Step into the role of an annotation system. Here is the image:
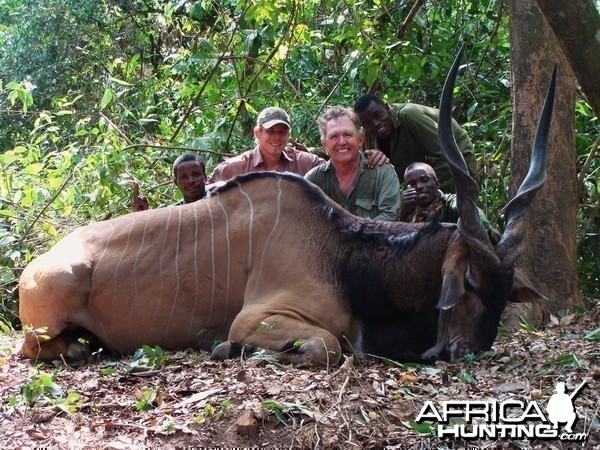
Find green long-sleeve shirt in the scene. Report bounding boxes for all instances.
[434,193,494,232]
[365,103,477,193]
[305,154,401,221]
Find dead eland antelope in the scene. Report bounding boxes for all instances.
[18,48,555,365]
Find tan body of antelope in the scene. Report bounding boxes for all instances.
[19,47,556,365]
[19,174,364,364]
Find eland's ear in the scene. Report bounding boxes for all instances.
[509,268,547,303]
[437,267,466,310]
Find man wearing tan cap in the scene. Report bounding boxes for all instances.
[208,107,325,183]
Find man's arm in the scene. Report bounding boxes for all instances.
[373,165,401,221]
[403,105,456,192]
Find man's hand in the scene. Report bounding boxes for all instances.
[399,188,417,221]
[364,149,390,168]
[132,181,150,212]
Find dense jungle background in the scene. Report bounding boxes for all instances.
[0,0,598,448]
[0,0,598,324]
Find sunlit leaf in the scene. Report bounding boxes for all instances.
[100,88,113,110]
[23,163,45,175]
[108,76,133,87]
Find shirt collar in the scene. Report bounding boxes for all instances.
[252,146,293,168]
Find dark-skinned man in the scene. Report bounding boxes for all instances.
[354,94,477,193]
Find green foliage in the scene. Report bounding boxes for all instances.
[458,371,476,383]
[546,353,586,369]
[247,350,283,367]
[192,400,232,423]
[410,421,436,436]
[22,372,63,406]
[127,345,170,371]
[584,327,600,341]
[0,0,597,329]
[135,388,160,411]
[261,399,318,425]
[574,100,599,298]
[518,314,540,332]
[14,369,84,413]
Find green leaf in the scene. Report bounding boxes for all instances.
[584,327,600,341]
[419,366,443,375]
[262,401,288,425]
[547,353,583,368]
[109,76,133,86]
[23,163,45,175]
[459,371,475,383]
[100,88,113,110]
[410,422,435,435]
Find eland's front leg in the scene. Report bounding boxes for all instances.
[211,311,343,366]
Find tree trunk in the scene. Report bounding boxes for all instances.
[504,0,582,327]
[533,0,600,119]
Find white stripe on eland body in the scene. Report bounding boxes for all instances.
[150,207,174,332]
[205,200,216,328]
[164,206,183,340]
[216,195,232,330]
[256,177,283,281]
[112,217,136,325]
[238,182,254,269]
[185,202,201,337]
[130,213,150,342]
[91,223,116,340]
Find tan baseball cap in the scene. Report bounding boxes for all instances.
[257,107,291,130]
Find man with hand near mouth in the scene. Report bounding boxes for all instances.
[305,107,400,221]
[400,162,494,233]
[353,94,477,193]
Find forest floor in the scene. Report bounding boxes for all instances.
[0,308,598,450]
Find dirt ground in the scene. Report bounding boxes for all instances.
[1,308,598,449]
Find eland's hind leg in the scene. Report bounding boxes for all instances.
[19,252,94,363]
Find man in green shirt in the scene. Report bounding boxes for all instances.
[305,107,400,221]
[399,162,496,235]
[353,94,477,193]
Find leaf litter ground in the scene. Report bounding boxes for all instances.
[1,309,598,449]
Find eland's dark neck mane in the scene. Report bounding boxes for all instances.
[212,171,438,258]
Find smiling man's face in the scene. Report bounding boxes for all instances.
[403,164,439,207]
[357,101,394,139]
[322,117,365,166]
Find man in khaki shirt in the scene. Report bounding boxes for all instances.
[305,107,400,221]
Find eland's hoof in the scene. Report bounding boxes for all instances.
[210,341,243,360]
